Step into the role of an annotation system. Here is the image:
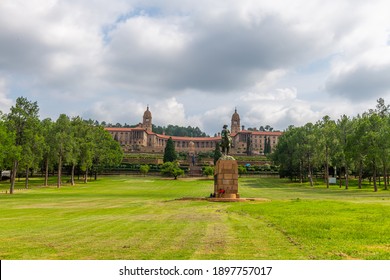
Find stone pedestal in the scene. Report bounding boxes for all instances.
[214,156,239,198]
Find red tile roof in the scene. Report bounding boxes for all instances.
[105,127,282,140]
[105,127,221,141]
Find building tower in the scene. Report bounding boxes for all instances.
[143,106,152,132]
[231,108,240,134]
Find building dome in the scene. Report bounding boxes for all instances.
[231,108,240,122]
[142,106,152,132]
[231,108,240,134]
[143,106,152,119]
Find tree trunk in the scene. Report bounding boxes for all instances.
[345,166,349,189]
[308,159,314,187]
[70,164,75,186]
[44,158,49,187]
[10,160,18,194]
[299,160,303,184]
[325,147,329,188]
[84,168,88,183]
[358,160,363,189]
[25,167,29,189]
[339,167,342,188]
[383,164,388,190]
[57,155,62,188]
[373,160,378,192]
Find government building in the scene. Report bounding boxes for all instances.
[105,107,282,155]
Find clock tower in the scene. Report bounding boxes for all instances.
[143,106,152,132]
[231,108,240,134]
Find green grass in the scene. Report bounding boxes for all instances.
[0,176,389,259]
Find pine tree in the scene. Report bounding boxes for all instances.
[264,137,272,155]
[268,137,272,154]
[163,137,177,162]
[213,142,222,164]
[263,137,268,155]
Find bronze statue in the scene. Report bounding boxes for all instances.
[220,124,232,155]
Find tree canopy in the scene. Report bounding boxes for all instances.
[272,98,390,191]
[163,137,177,163]
[153,124,208,137]
[100,122,209,137]
[1,97,123,194]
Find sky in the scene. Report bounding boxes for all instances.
[1,0,390,135]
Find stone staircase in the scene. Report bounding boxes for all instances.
[187,165,203,177]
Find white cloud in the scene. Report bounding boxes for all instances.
[153,98,187,127]
[0,78,13,113]
[85,99,145,125]
[241,87,297,102]
[241,89,319,130]
[1,0,390,134]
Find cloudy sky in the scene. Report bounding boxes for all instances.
[1,0,390,135]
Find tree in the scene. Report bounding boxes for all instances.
[161,161,184,179]
[78,119,95,183]
[20,121,44,188]
[40,118,56,186]
[246,135,252,155]
[152,124,208,137]
[53,114,73,188]
[0,117,14,178]
[370,97,390,117]
[91,125,123,180]
[259,125,273,132]
[301,123,319,186]
[272,97,390,191]
[6,97,40,194]
[373,98,390,190]
[335,115,353,189]
[380,117,390,190]
[69,117,85,185]
[213,143,222,165]
[264,136,272,155]
[364,113,383,192]
[317,116,337,188]
[272,125,301,181]
[163,137,177,163]
[140,164,150,176]
[351,115,370,189]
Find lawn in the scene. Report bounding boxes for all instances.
[0,176,389,260]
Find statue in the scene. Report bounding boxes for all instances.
[220,124,232,155]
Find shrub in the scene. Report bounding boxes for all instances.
[238,165,247,177]
[139,165,150,176]
[203,166,214,176]
[160,161,184,179]
[262,164,271,171]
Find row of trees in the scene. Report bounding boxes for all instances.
[1,97,123,194]
[272,98,390,192]
[153,124,208,137]
[247,125,275,132]
[101,121,209,137]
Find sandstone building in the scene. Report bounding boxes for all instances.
[105,107,282,155]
